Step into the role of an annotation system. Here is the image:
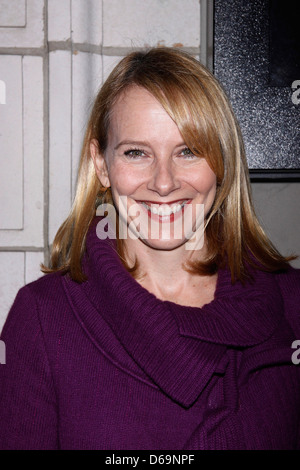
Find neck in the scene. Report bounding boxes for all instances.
[122,236,211,301]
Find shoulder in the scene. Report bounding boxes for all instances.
[25,270,66,295]
[17,270,67,313]
[1,271,69,339]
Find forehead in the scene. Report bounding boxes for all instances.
[108,86,180,141]
[112,86,163,118]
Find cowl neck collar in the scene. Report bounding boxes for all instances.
[63,218,284,407]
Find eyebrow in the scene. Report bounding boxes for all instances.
[114,140,151,150]
[114,140,187,151]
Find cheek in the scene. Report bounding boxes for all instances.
[190,171,217,198]
[108,162,146,196]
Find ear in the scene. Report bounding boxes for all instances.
[90,139,111,188]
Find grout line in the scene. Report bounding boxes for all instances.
[0,44,200,57]
[0,247,45,251]
[23,251,26,285]
[43,0,50,267]
[21,56,25,231]
[0,47,45,56]
[70,0,73,203]
[101,0,104,83]
[0,44,200,56]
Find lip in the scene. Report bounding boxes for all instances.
[136,199,192,222]
[138,199,190,206]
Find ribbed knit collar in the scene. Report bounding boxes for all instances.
[63,218,284,407]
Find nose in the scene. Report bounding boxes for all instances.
[147,158,180,196]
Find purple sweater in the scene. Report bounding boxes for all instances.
[1,220,300,450]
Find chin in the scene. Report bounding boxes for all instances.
[137,236,189,252]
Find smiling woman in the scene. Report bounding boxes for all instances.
[90,85,216,263]
[1,47,300,450]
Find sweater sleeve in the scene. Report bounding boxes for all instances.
[0,286,58,450]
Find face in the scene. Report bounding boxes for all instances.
[91,86,217,252]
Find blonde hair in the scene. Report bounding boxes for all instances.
[43,47,295,282]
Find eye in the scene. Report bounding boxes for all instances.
[179,147,197,159]
[124,148,146,159]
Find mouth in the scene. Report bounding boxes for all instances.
[138,199,191,217]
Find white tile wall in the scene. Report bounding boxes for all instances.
[0,55,44,246]
[48,0,103,242]
[0,0,44,48]
[25,251,44,284]
[48,0,71,42]
[71,0,102,45]
[103,0,200,48]
[71,51,102,197]
[0,55,23,230]
[0,79,5,104]
[0,0,26,27]
[102,55,121,82]
[49,50,72,244]
[22,56,44,246]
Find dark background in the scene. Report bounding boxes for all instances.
[213,0,300,180]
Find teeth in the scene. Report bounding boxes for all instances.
[142,201,188,216]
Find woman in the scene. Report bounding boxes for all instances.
[1,47,299,450]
